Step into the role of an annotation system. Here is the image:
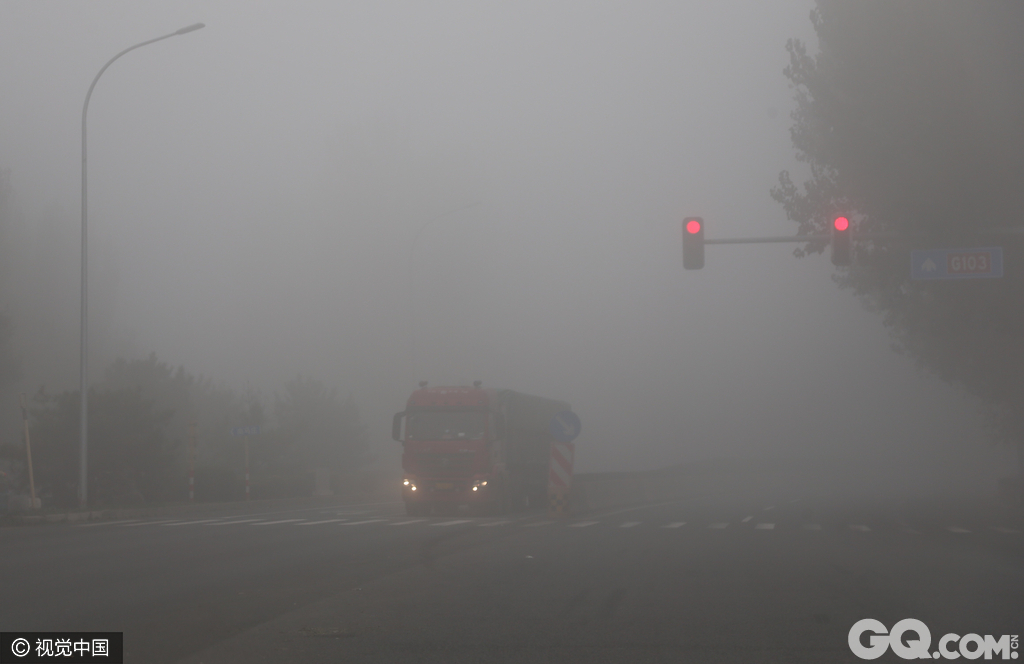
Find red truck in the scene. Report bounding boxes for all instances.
[392,382,572,516]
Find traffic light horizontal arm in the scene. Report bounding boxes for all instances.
[705,233,934,245]
[704,234,826,245]
[704,229,1022,245]
[705,233,913,245]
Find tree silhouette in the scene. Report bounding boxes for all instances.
[773,1,1024,445]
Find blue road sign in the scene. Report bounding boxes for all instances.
[911,247,1003,280]
[549,411,581,443]
[231,425,261,436]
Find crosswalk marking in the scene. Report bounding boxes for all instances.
[82,509,1012,540]
[763,506,775,511]
[79,519,142,527]
[205,519,263,525]
[164,519,223,526]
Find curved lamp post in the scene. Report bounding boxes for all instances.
[79,23,205,509]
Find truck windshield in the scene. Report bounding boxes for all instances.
[407,411,486,440]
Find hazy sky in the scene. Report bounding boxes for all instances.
[0,1,1010,484]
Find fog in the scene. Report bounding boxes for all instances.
[0,1,1010,493]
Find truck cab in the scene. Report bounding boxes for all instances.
[393,384,570,517]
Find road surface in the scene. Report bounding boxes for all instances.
[3,479,1021,663]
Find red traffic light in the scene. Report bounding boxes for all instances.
[682,216,704,269]
[832,216,851,266]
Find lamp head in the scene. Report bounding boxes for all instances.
[175,23,205,35]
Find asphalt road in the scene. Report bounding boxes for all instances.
[3,480,1021,663]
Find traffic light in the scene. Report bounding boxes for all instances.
[831,216,850,266]
[683,217,704,269]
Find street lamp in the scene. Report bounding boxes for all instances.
[79,23,205,509]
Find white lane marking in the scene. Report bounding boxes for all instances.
[297,519,348,525]
[123,519,182,526]
[802,524,822,531]
[708,522,729,529]
[78,519,142,527]
[339,519,385,526]
[164,519,225,526]
[763,506,775,511]
[568,521,599,528]
[741,516,753,523]
[592,499,687,518]
[477,520,510,527]
[251,519,306,526]
[88,501,402,529]
[335,511,367,516]
[431,519,471,527]
[620,521,641,528]
[946,526,971,534]
[662,522,686,529]
[755,523,775,530]
[849,525,871,532]
[205,519,263,526]
[993,527,1021,534]
[387,520,424,526]
[523,520,554,527]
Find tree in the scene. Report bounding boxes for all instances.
[102,353,247,500]
[772,1,1024,445]
[268,375,369,495]
[28,386,176,507]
